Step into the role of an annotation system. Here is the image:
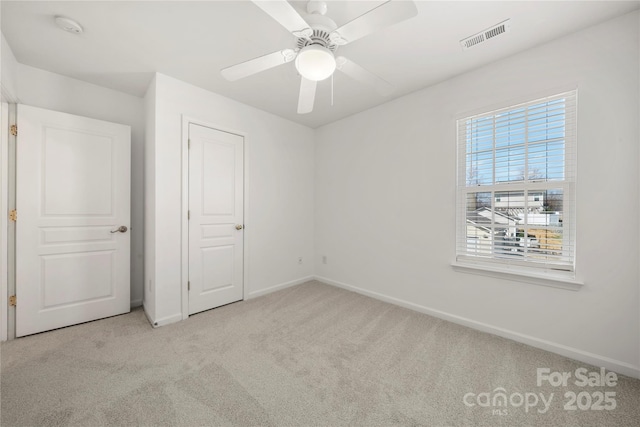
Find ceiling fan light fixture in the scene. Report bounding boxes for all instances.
[294,45,336,81]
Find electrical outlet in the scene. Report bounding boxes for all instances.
[322,255,327,264]
[298,257,303,265]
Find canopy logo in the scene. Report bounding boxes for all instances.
[463,388,553,414]
[463,367,618,416]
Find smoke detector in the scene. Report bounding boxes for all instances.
[461,19,510,50]
[55,16,83,34]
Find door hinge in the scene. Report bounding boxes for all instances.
[9,209,17,222]
[9,295,16,306]
[10,125,17,136]
[188,281,190,291]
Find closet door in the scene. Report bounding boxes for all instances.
[188,123,244,315]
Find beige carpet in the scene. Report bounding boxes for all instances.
[1,281,639,426]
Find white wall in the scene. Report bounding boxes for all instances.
[146,73,314,325]
[17,65,146,307]
[315,11,640,377]
[1,34,19,102]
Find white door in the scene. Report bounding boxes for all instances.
[16,104,131,337]
[188,123,244,315]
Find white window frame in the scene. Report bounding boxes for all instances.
[453,91,581,289]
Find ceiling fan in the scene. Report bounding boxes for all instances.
[221,0,418,114]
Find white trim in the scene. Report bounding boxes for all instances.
[0,102,8,341]
[144,305,181,328]
[243,129,251,307]
[180,115,248,320]
[130,298,143,308]
[247,276,314,299]
[5,104,16,341]
[455,84,578,121]
[314,276,639,379]
[456,90,578,277]
[152,313,182,327]
[451,261,583,291]
[180,117,189,321]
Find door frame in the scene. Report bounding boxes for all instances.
[180,115,248,320]
[1,103,17,341]
[1,102,10,341]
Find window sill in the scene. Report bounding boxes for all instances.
[451,261,584,291]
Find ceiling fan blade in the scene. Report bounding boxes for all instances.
[252,0,312,38]
[297,77,317,114]
[330,0,418,45]
[221,49,296,81]
[336,56,395,96]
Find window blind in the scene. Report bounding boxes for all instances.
[456,91,577,273]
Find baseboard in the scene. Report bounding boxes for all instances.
[130,299,143,308]
[141,277,315,328]
[151,312,182,328]
[142,303,182,328]
[314,275,640,380]
[247,275,314,299]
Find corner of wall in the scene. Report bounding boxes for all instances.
[1,33,20,103]
[142,74,157,323]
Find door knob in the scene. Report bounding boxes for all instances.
[235,224,243,230]
[110,226,128,233]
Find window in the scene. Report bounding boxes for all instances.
[456,91,576,277]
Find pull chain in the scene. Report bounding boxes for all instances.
[331,73,334,106]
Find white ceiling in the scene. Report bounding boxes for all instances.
[2,1,638,128]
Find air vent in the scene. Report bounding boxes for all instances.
[460,19,511,50]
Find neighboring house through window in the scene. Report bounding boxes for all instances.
[456,91,577,278]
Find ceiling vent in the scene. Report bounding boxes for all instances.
[460,19,511,50]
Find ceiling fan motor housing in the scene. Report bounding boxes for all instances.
[296,13,338,52]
